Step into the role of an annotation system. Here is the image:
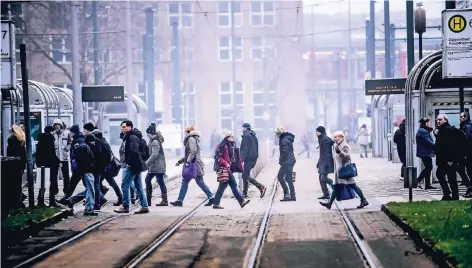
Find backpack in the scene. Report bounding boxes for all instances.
[140,139,150,161]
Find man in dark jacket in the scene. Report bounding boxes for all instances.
[434,114,463,200]
[460,112,472,197]
[85,134,108,210]
[70,133,97,216]
[114,120,149,214]
[316,126,334,199]
[58,124,83,206]
[275,127,296,201]
[394,119,406,179]
[36,125,61,207]
[92,128,123,205]
[240,123,266,198]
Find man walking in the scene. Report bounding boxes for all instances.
[114,120,149,214]
[240,123,267,198]
[316,126,334,199]
[460,112,472,197]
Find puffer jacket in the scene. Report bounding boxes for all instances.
[178,131,205,177]
[146,132,166,174]
[416,126,435,158]
[240,130,259,163]
[122,129,146,173]
[53,129,71,161]
[279,132,296,166]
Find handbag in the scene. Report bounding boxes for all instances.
[334,184,357,201]
[105,150,121,177]
[216,168,229,183]
[338,163,358,179]
[182,157,197,180]
[230,147,243,173]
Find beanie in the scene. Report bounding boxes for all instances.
[44,125,54,133]
[85,134,96,143]
[83,122,95,132]
[242,123,251,129]
[316,126,326,134]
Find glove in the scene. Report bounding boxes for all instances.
[175,162,180,167]
[316,162,319,169]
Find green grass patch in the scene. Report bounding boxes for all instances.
[1,207,61,230]
[387,200,472,268]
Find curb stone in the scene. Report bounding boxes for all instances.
[380,204,457,268]
[2,208,73,247]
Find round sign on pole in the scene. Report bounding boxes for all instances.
[448,15,467,33]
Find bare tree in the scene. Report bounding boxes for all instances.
[3,1,126,85]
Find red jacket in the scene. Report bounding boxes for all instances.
[216,142,243,175]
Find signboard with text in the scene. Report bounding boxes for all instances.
[365,78,406,96]
[82,85,125,102]
[442,9,472,78]
[1,21,16,89]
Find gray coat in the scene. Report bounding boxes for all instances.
[317,134,335,174]
[178,131,204,177]
[146,132,166,174]
[333,138,356,184]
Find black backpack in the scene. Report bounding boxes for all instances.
[140,139,150,161]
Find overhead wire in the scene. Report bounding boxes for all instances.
[195,0,218,37]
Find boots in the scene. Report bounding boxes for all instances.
[319,201,332,209]
[146,188,152,206]
[357,200,369,209]
[156,193,169,206]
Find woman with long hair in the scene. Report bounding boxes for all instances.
[319,131,369,210]
[7,125,27,205]
[415,118,437,190]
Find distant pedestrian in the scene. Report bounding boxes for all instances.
[356,124,369,158]
[393,119,406,179]
[298,132,310,159]
[275,127,297,201]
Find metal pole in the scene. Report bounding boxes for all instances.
[337,54,342,128]
[19,44,35,208]
[390,24,396,77]
[311,5,317,128]
[230,0,237,129]
[406,0,415,72]
[348,0,356,136]
[445,0,456,9]
[71,3,82,125]
[172,22,181,125]
[369,0,376,78]
[418,33,423,60]
[92,1,100,85]
[185,84,190,127]
[145,7,155,125]
[125,0,135,123]
[384,0,392,78]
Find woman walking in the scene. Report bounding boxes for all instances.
[170,126,214,207]
[320,131,369,209]
[145,123,168,206]
[416,118,437,190]
[357,124,369,158]
[213,131,251,209]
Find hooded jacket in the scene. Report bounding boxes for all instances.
[178,131,205,177]
[146,131,166,174]
[279,132,296,166]
[36,132,60,167]
[240,130,259,163]
[122,129,146,172]
[393,121,406,163]
[53,119,71,161]
[69,124,81,159]
[71,133,94,173]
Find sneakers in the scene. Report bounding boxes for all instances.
[84,211,98,216]
[114,206,130,213]
[240,199,250,208]
[357,200,369,209]
[113,201,123,206]
[134,207,150,214]
[213,204,224,209]
[319,201,332,209]
[259,186,267,198]
[170,200,183,207]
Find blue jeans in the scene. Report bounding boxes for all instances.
[121,168,148,209]
[79,173,95,212]
[214,173,244,205]
[177,176,213,201]
[145,173,167,194]
[69,182,104,207]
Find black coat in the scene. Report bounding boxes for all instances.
[7,135,26,170]
[317,134,334,174]
[240,130,259,163]
[279,132,296,166]
[123,129,146,173]
[435,122,465,164]
[36,133,59,167]
[71,140,95,174]
[393,123,406,163]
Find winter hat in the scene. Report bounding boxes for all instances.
[146,123,157,134]
[44,125,54,133]
[223,130,234,139]
[83,122,95,132]
[70,124,80,135]
[316,126,326,134]
[53,119,62,127]
[274,127,285,135]
[242,123,251,129]
[85,134,96,143]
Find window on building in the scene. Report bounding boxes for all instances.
[252,80,275,132]
[1,2,24,30]
[49,2,67,29]
[50,37,72,63]
[250,1,276,27]
[252,37,277,60]
[217,1,242,27]
[220,81,244,130]
[218,37,243,61]
[168,3,193,28]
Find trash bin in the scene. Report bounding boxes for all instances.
[1,157,25,216]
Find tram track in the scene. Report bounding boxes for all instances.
[11,173,200,268]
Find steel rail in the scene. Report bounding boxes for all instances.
[245,175,279,268]
[334,201,383,268]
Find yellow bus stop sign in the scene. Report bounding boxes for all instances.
[448,15,467,33]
